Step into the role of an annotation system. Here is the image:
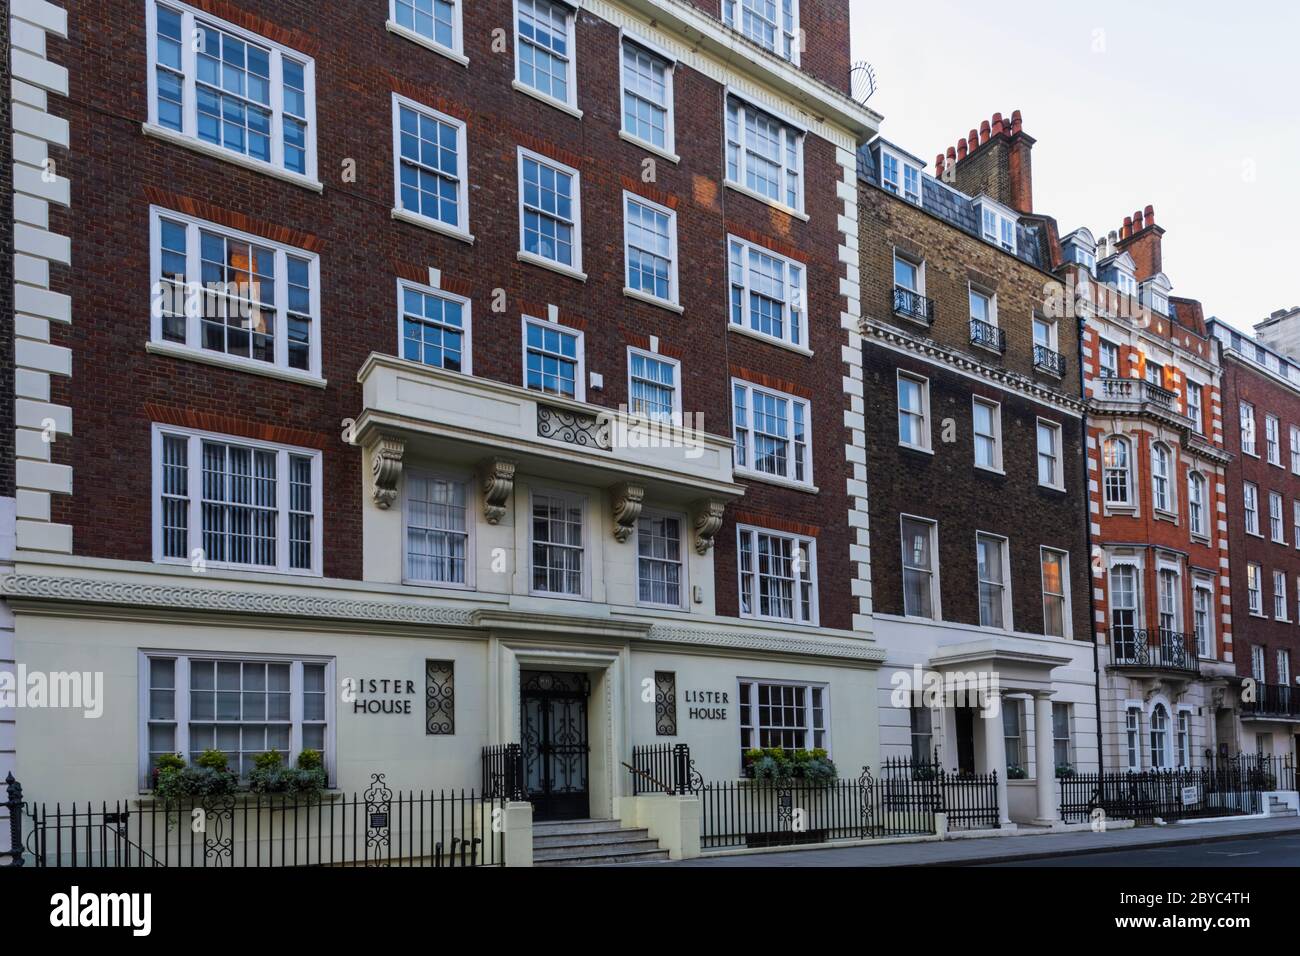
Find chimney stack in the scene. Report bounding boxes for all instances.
[1115,203,1164,280]
[941,109,1035,213]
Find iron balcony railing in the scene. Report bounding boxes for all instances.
[969,318,1006,354]
[1242,683,1300,719]
[893,286,935,325]
[1110,628,1200,676]
[1097,376,1179,413]
[1033,344,1066,376]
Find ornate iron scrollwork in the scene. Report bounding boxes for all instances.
[537,405,611,451]
[371,436,405,509]
[425,660,455,735]
[200,792,236,866]
[364,773,393,857]
[655,671,677,736]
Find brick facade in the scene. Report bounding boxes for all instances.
[43,0,864,627]
[0,0,13,498]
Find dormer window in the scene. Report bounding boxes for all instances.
[1140,275,1173,316]
[881,149,922,205]
[1115,271,1136,298]
[977,199,1017,254]
[1071,245,1095,271]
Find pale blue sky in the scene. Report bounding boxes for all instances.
[849,0,1300,335]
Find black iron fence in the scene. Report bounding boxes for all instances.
[626,744,698,796]
[1033,344,1066,376]
[969,318,1006,353]
[1243,683,1300,719]
[695,755,999,850]
[481,743,525,801]
[893,286,935,325]
[1059,754,1294,826]
[1110,628,1200,676]
[5,772,504,868]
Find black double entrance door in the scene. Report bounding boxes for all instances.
[521,671,590,821]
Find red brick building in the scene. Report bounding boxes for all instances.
[1211,314,1300,761]
[5,0,887,823]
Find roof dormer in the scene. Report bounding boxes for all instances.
[878,142,925,206]
[975,195,1017,254]
[1140,273,1173,317]
[1061,227,1096,274]
[1098,250,1137,298]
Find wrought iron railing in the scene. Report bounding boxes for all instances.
[627,743,699,796]
[892,286,934,325]
[969,318,1006,353]
[1242,683,1300,718]
[1059,754,1293,825]
[1033,344,1066,376]
[1110,628,1200,675]
[7,772,504,867]
[481,743,525,801]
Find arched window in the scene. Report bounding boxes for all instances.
[1149,704,1170,769]
[1103,437,1131,506]
[1188,472,1207,536]
[1151,442,1172,513]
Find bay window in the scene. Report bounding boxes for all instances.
[147,0,316,180]
[732,380,812,486]
[154,426,321,574]
[150,208,320,379]
[737,526,818,625]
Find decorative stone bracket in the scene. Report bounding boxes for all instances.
[480,457,517,524]
[692,499,726,555]
[371,436,405,509]
[609,482,645,542]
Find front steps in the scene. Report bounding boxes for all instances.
[1266,795,1298,818]
[533,818,670,866]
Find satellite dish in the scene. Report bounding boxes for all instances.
[850,61,877,105]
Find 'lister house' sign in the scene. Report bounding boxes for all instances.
[345,677,417,714]
[685,690,728,720]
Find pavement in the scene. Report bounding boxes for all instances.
[659,815,1300,866]
[986,831,1300,866]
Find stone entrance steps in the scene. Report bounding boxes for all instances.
[533,818,669,866]
[1267,796,1298,818]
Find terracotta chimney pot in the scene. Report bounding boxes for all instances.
[979,120,990,144]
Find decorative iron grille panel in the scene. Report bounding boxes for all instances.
[655,671,677,736]
[425,660,455,735]
[537,405,611,450]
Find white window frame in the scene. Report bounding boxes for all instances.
[1271,491,1287,543]
[512,0,580,114]
[1245,482,1261,537]
[1185,380,1204,434]
[397,277,473,374]
[727,234,807,351]
[972,397,1002,473]
[896,371,932,452]
[1291,425,1300,474]
[1240,402,1257,456]
[139,649,336,790]
[618,34,676,160]
[1102,435,1133,509]
[977,198,1017,254]
[517,147,585,278]
[1267,414,1282,466]
[1251,644,1267,682]
[900,514,940,620]
[1188,471,1209,539]
[737,681,829,761]
[1275,569,1290,621]
[1293,500,1300,549]
[145,0,318,184]
[976,531,1012,631]
[1110,558,1144,651]
[1151,441,1175,515]
[724,94,805,215]
[635,507,688,610]
[1098,339,1120,378]
[1149,703,1171,770]
[893,250,925,295]
[735,524,819,626]
[1247,562,1264,615]
[622,190,680,308]
[1192,578,1214,658]
[402,468,474,589]
[528,487,589,600]
[388,0,466,65]
[723,0,801,64]
[1125,705,1142,771]
[968,285,998,328]
[151,424,323,576]
[731,378,814,488]
[626,347,681,425]
[1037,418,1063,490]
[148,206,323,383]
[880,147,922,205]
[1279,649,1292,687]
[1040,546,1071,639]
[391,93,472,242]
[522,315,585,402]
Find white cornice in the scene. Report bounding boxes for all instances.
[862,319,1086,416]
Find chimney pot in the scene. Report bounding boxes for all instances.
[1122,216,1133,239]
[947,145,957,167]
[1011,109,1023,133]
[979,120,990,143]
[1134,210,1145,231]
[935,153,945,176]
[968,129,978,153]
[1144,204,1155,226]
[991,112,1004,136]
[957,139,968,160]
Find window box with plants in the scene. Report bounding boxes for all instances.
[742,748,839,786]
[149,748,330,806]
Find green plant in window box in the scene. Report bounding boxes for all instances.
[1055,764,1076,779]
[1006,765,1029,780]
[151,749,238,806]
[248,749,327,799]
[743,747,838,785]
